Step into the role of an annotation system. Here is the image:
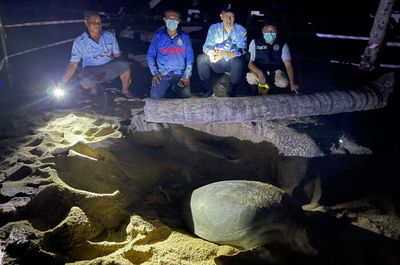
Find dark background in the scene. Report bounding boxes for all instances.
[0,0,399,108]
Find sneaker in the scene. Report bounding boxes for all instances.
[201,90,214,98]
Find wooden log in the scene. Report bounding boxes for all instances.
[144,73,395,124]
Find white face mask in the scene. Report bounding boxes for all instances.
[263,32,277,43]
[165,19,179,31]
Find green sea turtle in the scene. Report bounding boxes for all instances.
[186,180,317,255]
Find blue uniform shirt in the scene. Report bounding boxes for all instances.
[147,28,194,78]
[203,22,247,61]
[70,31,120,68]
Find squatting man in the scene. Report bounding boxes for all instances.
[60,11,133,98]
[246,20,299,95]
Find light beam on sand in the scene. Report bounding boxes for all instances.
[71,135,88,144]
[37,113,122,148]
[69,149,98,161]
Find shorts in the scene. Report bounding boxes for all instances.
[79,60,130,88]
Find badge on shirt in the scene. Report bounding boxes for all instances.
[273,44,280,51]
[177,38,183,46]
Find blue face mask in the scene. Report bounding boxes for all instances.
[165,19,179,31]
[263,32,277,43]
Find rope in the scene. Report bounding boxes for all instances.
[316,33,400,47]
[0,57,4,71]
[7,38,75,58]
[0,38,74,71]
[3,19,84,28]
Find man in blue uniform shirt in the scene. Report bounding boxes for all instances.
[61,11,133,98]
[147,9,194,99]
[197,4,247,97]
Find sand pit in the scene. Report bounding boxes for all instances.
[1,98,400,265]
[1,110,260,264]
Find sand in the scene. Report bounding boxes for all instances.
[1,92,400,265]
[0,104,243,264]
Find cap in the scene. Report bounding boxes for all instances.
[220,3,235,14]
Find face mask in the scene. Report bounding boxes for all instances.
[263,32,277,43]
[165,19,179,31]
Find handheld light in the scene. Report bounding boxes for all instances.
[53,87,65,99]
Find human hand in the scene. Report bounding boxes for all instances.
[180,77,190,87]
[214,50,229,61]
[207,50,216,61]
[209,50,223,63]
[152,74,162,86]
[258,72,267,85]
[290,82,300,94]
[58,78,68,88]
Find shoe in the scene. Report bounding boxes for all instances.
[201,80,213,98]
[228,84,239,97]
[201,91,214,98]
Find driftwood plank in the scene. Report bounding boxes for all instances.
[144,73,395,124]
[360,0,396,70]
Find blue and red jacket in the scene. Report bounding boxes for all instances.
[147,27,194,78]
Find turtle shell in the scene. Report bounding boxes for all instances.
[187,180,300,249]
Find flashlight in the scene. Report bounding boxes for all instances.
[53,86,65,99]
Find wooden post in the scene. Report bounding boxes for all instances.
[359,0,397,70]
[0,14,12,89]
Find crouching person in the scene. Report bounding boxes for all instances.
[197,4,247,97]
[147,9,194,99]
[247,21,299,95]
[61,11,133,98]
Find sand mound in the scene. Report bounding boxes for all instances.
[1,106,400,265]
[1,111,247,264]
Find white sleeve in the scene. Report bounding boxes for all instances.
[281,43,291,61]
[249,39,256,62]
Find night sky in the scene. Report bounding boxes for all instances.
[0,0,398,101]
